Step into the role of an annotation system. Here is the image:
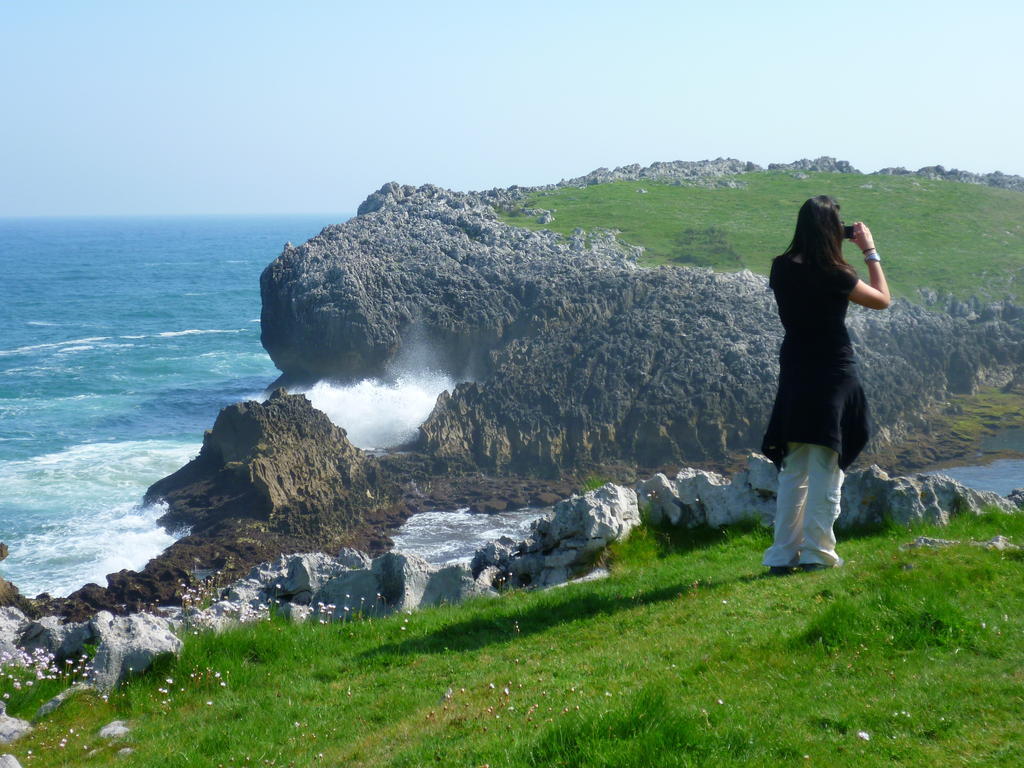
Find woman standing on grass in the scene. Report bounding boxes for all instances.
[761,195,890,574]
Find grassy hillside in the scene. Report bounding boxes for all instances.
[5,511,1024,766]
[499,172,1024,303]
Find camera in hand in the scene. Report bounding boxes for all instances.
[843,224,855,239]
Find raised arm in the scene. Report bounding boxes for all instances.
[848,221,891,310]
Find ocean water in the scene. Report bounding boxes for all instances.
[0,216,339,598]
[1,216,1019,600]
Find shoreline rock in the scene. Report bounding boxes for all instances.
[33,390,409,622]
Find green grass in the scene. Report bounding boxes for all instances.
[498,171,1024,303]
[6,511,1024,766]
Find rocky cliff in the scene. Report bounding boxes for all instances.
[38,390,408,621]
[260,168,1024,476]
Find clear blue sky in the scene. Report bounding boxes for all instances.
[2,1,1021,216]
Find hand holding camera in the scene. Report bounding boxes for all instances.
[843,221,875,253]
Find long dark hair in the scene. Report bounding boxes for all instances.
[777,195,854,274]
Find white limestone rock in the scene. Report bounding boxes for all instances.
[99,719,131,739]
[372,552,437,613]
[274,553,350,604]
[543,484,640,551]
[472,483,639,589]
[0,702,31,745]
[0,608,28,658]
[839,467,1015,529]
[220,578,267,607]
[0,753,23,767]
[18,616,93,660]
[636,473,682,526]
[671,461,770,529]
[313,568,384,619]
[87,612,183,691]
[421,564,497,607]
[970,535,1020,551]
[336,547,373,570]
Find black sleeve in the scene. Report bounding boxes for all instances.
[835,267,858,295]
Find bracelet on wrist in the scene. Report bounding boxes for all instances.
[864,250,881,263]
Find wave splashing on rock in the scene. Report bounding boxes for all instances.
[296,371,455,451]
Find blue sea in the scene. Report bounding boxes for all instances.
[0,216,342,597]
[0,216,1019,599]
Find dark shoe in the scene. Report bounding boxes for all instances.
[799,563,831,572]
[768,566,796,576]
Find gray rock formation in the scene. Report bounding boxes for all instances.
[637,454,778,529]
[1009,488,1024,509]
[0,753,22,768]
[147,389,403,542]
[636,453,1015,531]
[18,616,92,659]
[0,608,28,658]
[471,483,640,588]
[87,611,182,691]
[98,720,131,739]
[875,164,1024,192]
[312,552,494,619]
[0,703,31,745]
[261,176,1024,476]
[840,467,1016,528]
[768,157,861,174]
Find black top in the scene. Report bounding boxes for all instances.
[761,255,869,471]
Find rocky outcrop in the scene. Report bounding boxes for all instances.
[636,453,1017,531]
[1009,488,1024,509]
[472,483,641,588]
[87,611,182,691]
[147,388,402,539]
[261,175,1024,476]
[177,546,496,632]
[0,703,31,746]
[876,164,1024,192]
[35,390,408,622]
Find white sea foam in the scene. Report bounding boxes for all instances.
[390,507,549,565]
[55,345,95,354]
[0,439,199,597]
[297,372,455,450]
[157,328,246,337]
[0,336,110,356]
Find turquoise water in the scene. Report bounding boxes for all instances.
[0,215,340,597]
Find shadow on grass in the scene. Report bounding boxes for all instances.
[360,523,742,660]
[360,577,722,659]
[361,518,905,659]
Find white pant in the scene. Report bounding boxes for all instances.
[762,442,845,568]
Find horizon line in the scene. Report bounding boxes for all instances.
[0,211,354,221]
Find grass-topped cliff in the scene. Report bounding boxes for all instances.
[499,171,1024,303]
[5,511,1023,766]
